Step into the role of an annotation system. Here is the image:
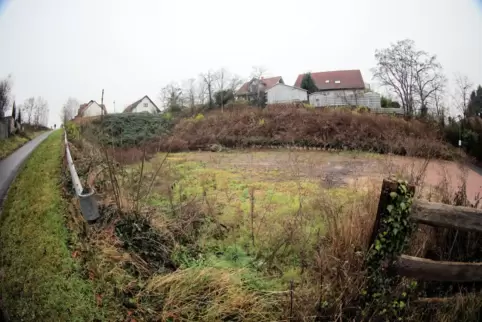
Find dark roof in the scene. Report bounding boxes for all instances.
[294,70,365,91]
[77,100,107,117]
[123,95,160,113]
[236,76,283,95]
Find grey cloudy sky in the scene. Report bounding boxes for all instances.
[0,0,481,125]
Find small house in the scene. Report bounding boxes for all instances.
[77,100,107,117]
[123,95,160,114]
[266,83,308,104]
[236,76,284,101]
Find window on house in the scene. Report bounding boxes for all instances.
[325,80,330,83]
[335,80,341,84]
[143,103,148,107]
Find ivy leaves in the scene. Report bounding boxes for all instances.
[363,180,415,320]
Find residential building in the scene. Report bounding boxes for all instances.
[77,100,107,117]
[236,76,284,101]
[266,83,308,104]
[123,95,160,113]
[294,70,381,109]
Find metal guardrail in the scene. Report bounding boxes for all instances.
[64,132,100,221]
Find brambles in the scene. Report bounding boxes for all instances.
[162,106,461,160]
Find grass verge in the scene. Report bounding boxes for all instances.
[0,130,101,321]
[0,131,45,160]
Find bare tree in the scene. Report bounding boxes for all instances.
[372,39,440,116]
[34,97,48,126]
[23,97,36,124]
[197,78,207,106]
[200,70,217,109]
[228,74,244,96]
[413,55,445,117]
[161,82,183,112]
[454,73,473,117]
[0,76,12,118]
[183,78,197,115]
[250,66,267,106]
[23,97,48,126]
[62,97,79,123]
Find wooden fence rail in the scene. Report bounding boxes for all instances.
[370,179,482,283]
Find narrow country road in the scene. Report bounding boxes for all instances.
[0,131,52,207]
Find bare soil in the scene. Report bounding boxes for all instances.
[171,149,482,205]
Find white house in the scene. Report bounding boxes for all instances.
[77,100,107,117]
[294,70,366,99]
[266,83,308,104]
[123,95,160,113]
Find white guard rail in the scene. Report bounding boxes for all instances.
[64,132,99,221]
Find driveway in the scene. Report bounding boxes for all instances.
[0,131,52,207]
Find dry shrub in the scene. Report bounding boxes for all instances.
[304,185,379,319]
[142,267,283,322]
[163,106,460,159]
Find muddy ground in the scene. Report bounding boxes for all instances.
[167,149,482,205]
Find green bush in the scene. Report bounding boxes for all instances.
[65,121,80,141]
[91,113,173,147]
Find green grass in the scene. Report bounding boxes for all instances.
[0,131,45,160]
[0,130,102,321]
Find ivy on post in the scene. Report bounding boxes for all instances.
[363,179,416,319]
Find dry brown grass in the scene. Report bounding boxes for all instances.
[159,106,461,160]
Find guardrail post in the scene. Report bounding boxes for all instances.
[64,132,100,222]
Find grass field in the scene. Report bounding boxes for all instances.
[0,131,102,321]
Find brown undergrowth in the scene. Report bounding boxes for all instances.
[157,106,461,160]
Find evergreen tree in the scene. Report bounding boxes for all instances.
[17,108,21,124]
[300,73,318,94]
[467,85,482,117]
[11,101,16,118]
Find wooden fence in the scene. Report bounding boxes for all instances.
[370,179,482,283]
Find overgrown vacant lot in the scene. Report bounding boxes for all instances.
[60,111,482,321]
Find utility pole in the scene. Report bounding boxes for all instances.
[113,100,116,113]
[101,89,104,106]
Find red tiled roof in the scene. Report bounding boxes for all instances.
[236,76,283,95]
[294,70,365,91]
[123,95,160,113]
[77,100,107,117]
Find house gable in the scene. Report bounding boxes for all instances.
[77,100,106,117]
[123,95,160,113]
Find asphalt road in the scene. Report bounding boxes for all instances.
[0,131,52,208]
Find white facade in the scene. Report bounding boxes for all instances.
[83,102,104,117]
[266,83,308,104]
[310,91,381,109]
[128,96,159,113]
[129,97,159,113]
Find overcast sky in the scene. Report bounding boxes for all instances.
[0,0,481,125]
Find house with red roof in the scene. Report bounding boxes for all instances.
[235,76,284,102]
[294,70,381,109]
[76,100,107,118]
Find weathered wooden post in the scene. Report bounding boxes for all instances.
[369,179,415,247]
